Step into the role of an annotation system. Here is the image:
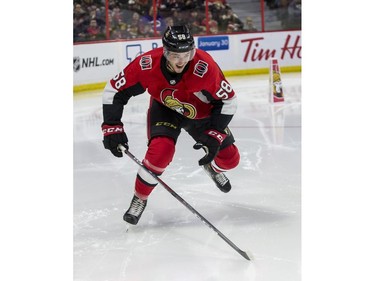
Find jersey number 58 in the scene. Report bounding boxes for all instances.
[215,80,232,99]
[113,70,126,90]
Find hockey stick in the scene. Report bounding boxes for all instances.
[118,144,251,261]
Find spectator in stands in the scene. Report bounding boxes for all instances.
[285,0,301,29]
[110,5,126,33]
[208,2,227,32]
[126,11,142,30]
[95,6,106,25]
[74,15,88,42]
[116,18,128,36]
[111,29,125,40]
[201,11,219,35]
[225,23,236,33]
[183,0,200,11]
[164,0,185,13]
[171,9,186,26]
[126,0,138,12]
[210,24,219,34]
[111,6,122,24]
[86,19,105,40]
[139,22,157,38]
[265,0,279,9]
[140,5,166,36]
[74,3,89,42]
[137,0,150,15]
[207,0,227,6]
[89,5,106,29]
[81,0,102,6]
[222,8,244,31]
[164,17,174,28]
[158,1,173,18]
[245,16,258,32]
[73,0,266,42]
[275,0,301,30]
[187,10,205,35]
[74,3,87,19]
[125,24,141,39]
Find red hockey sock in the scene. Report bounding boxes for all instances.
[135,137,175,199]
[212,144,240,173]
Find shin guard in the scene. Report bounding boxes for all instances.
[135,137,175,199]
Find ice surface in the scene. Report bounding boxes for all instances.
[74,73,301,281]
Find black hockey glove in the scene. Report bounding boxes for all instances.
[193,129,227,166]
[102,124,129,157]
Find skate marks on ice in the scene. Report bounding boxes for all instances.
[74,73,301,281]
[74,205,257,281]
[74,180,290,279]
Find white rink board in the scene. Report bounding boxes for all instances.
[73,31,301,86]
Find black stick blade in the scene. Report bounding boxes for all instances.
[239,250,251,261]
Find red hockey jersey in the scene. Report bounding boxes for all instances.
[102,47,237,130]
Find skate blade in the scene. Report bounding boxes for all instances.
[124,222,133,233]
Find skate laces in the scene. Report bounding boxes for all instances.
[205,164,229,187]
[214,172,229,186]
[128,197,146,217]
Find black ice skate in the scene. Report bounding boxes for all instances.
[123,195,147,225]
[203,163,231,193]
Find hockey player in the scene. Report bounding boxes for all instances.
[102,25,240,225]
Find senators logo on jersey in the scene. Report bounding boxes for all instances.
[160,88,197,119]
[140,55,152,70]
[193,60,208,78]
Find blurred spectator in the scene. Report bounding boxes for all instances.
[210,2,225,19]
[201,11,219,35]
[210,25,219,35]
[221,8,244,31]
[171,9,186,26]
[113,18,128,37]
[139,22,157,38]
[126,11,142,29]
[265,0,279,9]
[122,3,135,20]
[285,0,301,29]
[74,16,88,42]
[125,24,141,39]
[225,23,236,33]
[140,5,166,36]
[164,0,185,13]
[126,0,139,12]
[164,16,174,27]
[187,10,205,35]
[74,0,300,42]
[183,0,202,10]
[245,16,258,32]
[276,0,301,30]
[123,0,145,15]
[74,3,89,41]
[111,6,122,24]
[74,3,87,18]
[86,19,105,40]
[137,0,151,15]
[111,29,125,40]
[209,1,228,32]
[207,0,227,5]
[88,4,105,28]
[81,0,103,6]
